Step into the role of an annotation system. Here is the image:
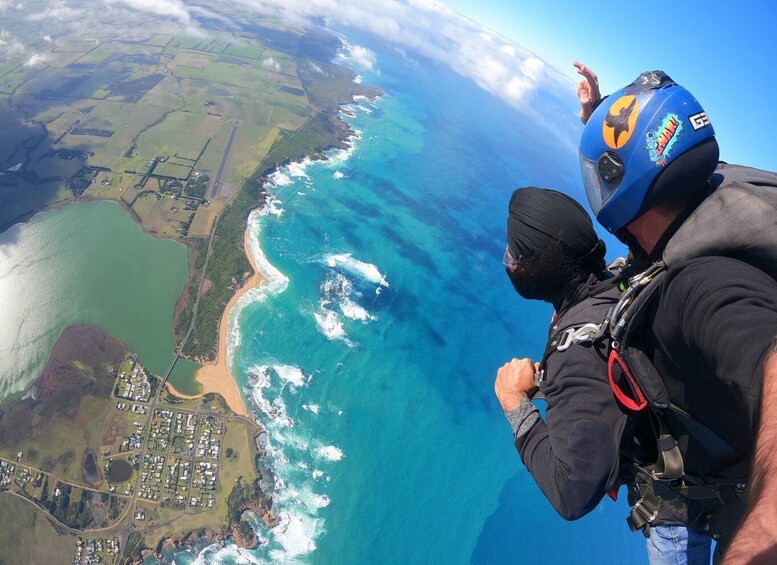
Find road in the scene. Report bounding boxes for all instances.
[0,489,133,537]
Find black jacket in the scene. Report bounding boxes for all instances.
[512,275,652,520]
[642,255,777,478]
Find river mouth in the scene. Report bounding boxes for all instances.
[107,458,133,483]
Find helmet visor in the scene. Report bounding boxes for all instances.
[579,152,620,216]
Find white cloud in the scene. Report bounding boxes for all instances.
[223,0,574,112]
[25,52,48,67]
[348,45,376,71]
[0,31,25,61]
[42,34,53,42]
[27,0,82,21]
[3,0,577,119]
[262,57,281,72]
[102,0,191,25]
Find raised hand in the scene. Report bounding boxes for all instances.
[574,61,601,124]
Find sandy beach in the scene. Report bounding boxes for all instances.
[167,230,263,418]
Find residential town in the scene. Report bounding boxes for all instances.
[114,357,153,403]
[72,537,121,565]
[134,408,224,510]
[0,353,235,562]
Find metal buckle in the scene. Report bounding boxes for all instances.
[632,496,660,525]
[556,323,606,352]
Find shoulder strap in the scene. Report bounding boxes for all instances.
[614,266,747,476]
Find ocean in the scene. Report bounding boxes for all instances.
[168,33,645,564]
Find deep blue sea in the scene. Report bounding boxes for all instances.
[168,32,644,565]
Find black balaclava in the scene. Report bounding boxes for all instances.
[506,187,605,307]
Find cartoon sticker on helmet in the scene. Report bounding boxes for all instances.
[646,113,684,167]
[603,95,639,149]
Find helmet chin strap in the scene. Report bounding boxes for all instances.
[614,228,647,262]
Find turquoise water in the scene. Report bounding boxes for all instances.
[171,36,643,564]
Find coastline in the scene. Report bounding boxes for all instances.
[167,228,263,418]
[173,91,381,416]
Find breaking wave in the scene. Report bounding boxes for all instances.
[243,363,344,562]
[325,253,389,287]
[316,445,345,462]
[340,297,376,322]
[190,543,264,565]
[313,262,383,344]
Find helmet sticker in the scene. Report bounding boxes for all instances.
[603,95,639,149]
[689,111,711,131]
[646,113,683,166]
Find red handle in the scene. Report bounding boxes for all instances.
[608,349,648,411]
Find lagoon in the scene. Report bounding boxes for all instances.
[0,200,199,399]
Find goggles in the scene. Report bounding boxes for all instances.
[502,245,522,273]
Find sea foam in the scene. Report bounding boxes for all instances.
[325,253,389,287]
[215,78,375,562]
[316,445,345,462]
[274,364,309,389]
[191,542,264,565]
[313,309,352,346]
[286,158,312,179]
[243,361,337,562]
[225,206,291,364]
[340,297,377,322]
[270,513,320,560]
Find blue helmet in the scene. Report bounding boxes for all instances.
[579,71,717,233]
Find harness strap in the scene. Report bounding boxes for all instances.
[653,418,684,480]
[626,465,748,539]
[627,482,664,537]
[664,406,742,465]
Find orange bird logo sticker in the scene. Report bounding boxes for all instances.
[603,95,639,149]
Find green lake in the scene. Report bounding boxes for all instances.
[0,200,202,399]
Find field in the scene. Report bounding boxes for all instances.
[0,24,318,234]
[0,16,364,276]
[0,4,378,429]
[0,326,127,486]
[179,28,381,361]
[189,201,224,238]
[0,493,75,565]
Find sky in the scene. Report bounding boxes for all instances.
[440,0,777,172]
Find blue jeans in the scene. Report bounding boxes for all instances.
[647,525,712,565]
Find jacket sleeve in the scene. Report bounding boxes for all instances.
[509,340,628,520]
